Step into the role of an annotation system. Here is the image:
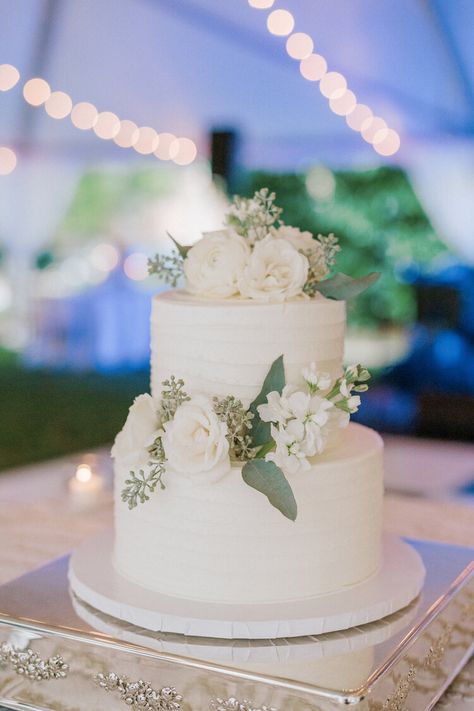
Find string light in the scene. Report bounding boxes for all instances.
[267,9,294,36]
[71,102,98,130]
[4,63,197,165]
[286,32,313,60]
[0,64,20,91]
[248,0,274,7]
[250,5,400,155]
[124,253,149,281]
[320,72,347,100]
[361,116,387,144]
[90,243,119,272]
[0,147,17,176]
[346,104,372,131]
[169,137,198,166]
[45,90,73,119]
[373,129,401,156]
[329,90,357,116]
[299,54,327,82]
[134,126,159,155]
[154,132,176,160]
[23,78,51,106]
[93,111,120,140]
[114,120,139,148]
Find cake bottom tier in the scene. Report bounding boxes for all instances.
[113,423,384,605]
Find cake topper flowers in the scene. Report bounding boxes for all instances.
[148,188,380,302]
[113,358,371,520]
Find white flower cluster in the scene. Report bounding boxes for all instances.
[257,363,367,475]
[113,392,230,491]
[183,190,337,303]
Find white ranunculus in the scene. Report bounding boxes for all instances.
[111,394,161,469]
[161,394,229,477]
[184,229,250,298]
[274,225,329,282]
[238,236,309,302]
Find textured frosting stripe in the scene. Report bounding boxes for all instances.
[114,423,384,604]
[150,289,346,405]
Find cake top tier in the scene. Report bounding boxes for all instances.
[148,188,379,305]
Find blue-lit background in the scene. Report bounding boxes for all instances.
[1,0,473,468]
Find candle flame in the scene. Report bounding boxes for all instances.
[76,464,92,483]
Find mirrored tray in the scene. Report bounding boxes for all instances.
[0,539,473,711]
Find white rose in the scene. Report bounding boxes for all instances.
[184,229,250,298]
[238,236,308,302]
[111,394,161,469]
[161,394,229,478]
[274,225,329,282]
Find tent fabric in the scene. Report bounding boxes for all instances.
[1,0,474,168]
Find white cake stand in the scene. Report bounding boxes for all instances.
[68,530,425,640]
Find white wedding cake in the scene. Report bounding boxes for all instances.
[111,190,384,606]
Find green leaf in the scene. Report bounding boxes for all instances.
[167,232,191,258]
[248,355,285,447]
[242,459,297,521]
[315,272,380,301]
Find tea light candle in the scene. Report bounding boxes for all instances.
[68,463,104,510]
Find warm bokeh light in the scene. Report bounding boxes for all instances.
[76,464,92,483]
[154,132,176,161]
[134,126,159,155]
[0,147,17,176]
[361,116,387,144]
[114,119,139,148]
[299,53,327,81]
[267,9,294,36]
[93,111,120,140]
[319,72,347,99]
[124,253,149,281]
[306,165,336,201]
[71,102,98,130]
[90,243,119,272]
[169,137,198,166]
[0,64,20,91]
[248,0,275,7]
[23,77,51,106]
[373,128,401,156]
[346,103,373,131]
[329,89,357,116]
[286,32,314,60]
[44,90,73,119]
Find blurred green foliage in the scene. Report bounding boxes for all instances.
[242,168,448,328]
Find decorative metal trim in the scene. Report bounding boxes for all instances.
[210,697,277,711]
[95,671,183,710]
[0,642,69,681]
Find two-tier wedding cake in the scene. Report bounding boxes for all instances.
[111,189,386,607]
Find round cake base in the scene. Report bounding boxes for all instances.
[68,531,425,640]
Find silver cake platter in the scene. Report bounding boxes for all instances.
[0,539,472,711]
[68,531,426,639]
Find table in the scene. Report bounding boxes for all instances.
[1,435,473,709]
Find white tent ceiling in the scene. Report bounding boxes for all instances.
[1,0,474,168]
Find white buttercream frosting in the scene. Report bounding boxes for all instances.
[114,422,384,605]
[150,290,346,407]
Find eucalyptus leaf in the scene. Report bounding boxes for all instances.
[167,232,191,258]
[315,272,380,301]
[242,459,297,521]
[248,355,285,447]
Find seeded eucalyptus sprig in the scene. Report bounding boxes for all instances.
[226,188,283,242]
[148,250,184,287]
[159,376,190,422]
[121,437,166,510]
[213,395,255,461]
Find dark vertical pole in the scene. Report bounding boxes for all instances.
[210,129,238,195]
